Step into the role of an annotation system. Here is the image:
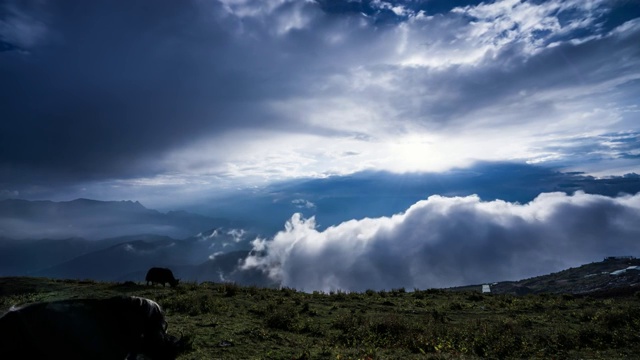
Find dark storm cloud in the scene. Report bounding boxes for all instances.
[0,0,334,184]
[243,191,640,291]
[1,1,229,181]
[0,0,404,188]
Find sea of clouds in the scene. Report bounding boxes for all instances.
[242,191,640,292]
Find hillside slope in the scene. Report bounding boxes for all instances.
[454,257,640,295]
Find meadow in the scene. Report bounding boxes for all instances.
[1,277,639,359]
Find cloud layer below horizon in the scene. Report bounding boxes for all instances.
[243,191,640,291]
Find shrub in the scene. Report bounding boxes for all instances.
[300,302,318,316]
[332,289,348,301]
[370,314,411,343]
[280,286,297,296]
[412,290,427,300]
[264,303,300,332]
[391,287,406,296]
[220,282,240,297]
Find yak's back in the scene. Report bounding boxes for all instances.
[0,296,179,360]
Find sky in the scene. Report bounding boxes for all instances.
[1,0,639,204]
[1,0,640,290]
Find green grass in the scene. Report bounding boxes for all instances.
[1,277,639,359]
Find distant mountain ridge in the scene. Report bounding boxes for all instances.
[0,198,239,240]
[20,235,271,287]
[0,226,261,282]
[0,236,134,276]
[0,198,265,283]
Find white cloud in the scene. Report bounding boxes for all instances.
[372,0,411,17]
[292,198,316,209]
[197,229,220,241]
[209,251,225,260]
[451,0,608,54]
[242,191,640,292]
[227,228,247,242]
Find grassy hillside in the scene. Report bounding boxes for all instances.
[452,257,640,296]
[1,277,639,359]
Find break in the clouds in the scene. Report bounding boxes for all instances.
[242,191,640,292]
[1,0,639,201]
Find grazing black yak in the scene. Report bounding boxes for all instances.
[0,296,186,360]
[146,267,180,287]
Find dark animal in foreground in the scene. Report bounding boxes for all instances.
[0,296,187,360]
[146,267,180,287]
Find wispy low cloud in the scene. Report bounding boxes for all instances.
[292,199,316,209]
[242,192,640,292]
[0,189,19,199]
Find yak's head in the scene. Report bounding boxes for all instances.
[124,297,189,359]
[169,279,180,288]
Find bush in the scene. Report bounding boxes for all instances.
[264,303,300,332]
[220,282,240,297]
[370,314,411,344]
[391,287,406,296]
